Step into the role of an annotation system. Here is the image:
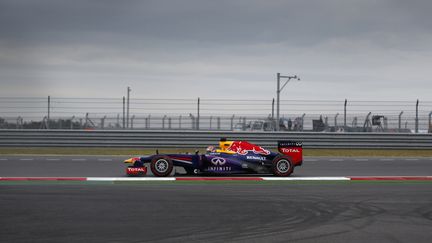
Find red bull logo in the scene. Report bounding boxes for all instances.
[227,141,270,155]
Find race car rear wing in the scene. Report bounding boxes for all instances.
[278,141,303,164]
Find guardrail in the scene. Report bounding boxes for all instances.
[1,130,431,149]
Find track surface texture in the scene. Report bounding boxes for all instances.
[0,155,432,177]
[0,183,431,243]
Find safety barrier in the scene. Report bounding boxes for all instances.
[0,129,431,149]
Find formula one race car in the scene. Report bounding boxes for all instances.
[123,138,303,177]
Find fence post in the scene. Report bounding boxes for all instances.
[16,116,22,129]
[324,116,328,130]
[271,98,275,120]
[352,117,357,127]
[398,111,403,132]
[47,96,50,129]
[197,97,200,130]
[116,114,120,128]
[189,114,195,130]
[415,99,419,133]
[428,111,432,133]
[230,115,235,131]
[122,96,125,129]
[334,113,339,129]
[301,113,306,131]
[162,115,167,129]
[344,99,347,130]
[126,87,131,128]
[84,113,89,128]
[101,116,106,129]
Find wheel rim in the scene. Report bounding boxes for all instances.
[276,159,290,173]
[155,159,169,173]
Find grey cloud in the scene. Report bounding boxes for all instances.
[2,0,432,47]
[0,0,431,101]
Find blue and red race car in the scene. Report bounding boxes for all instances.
[123,138,303,177]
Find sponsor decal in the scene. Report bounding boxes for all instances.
[127,167,146,172]
[207,166,232,171]
[126,167,147,175]
[246,156,266,160]
[279,141,303,147]
[281,148,300,153]
[211,157,226,166]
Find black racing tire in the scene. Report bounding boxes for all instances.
[272,155,294,177]
[150,156,173,177]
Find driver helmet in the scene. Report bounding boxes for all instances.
[206,146,216,152]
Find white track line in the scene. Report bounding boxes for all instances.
[405,158,419,161]
[87,177,176,181]
[2,176,431,182]
[329,159,343,162]
[19,158,34,161]
[0,158,8,161]
[262,177,350,181]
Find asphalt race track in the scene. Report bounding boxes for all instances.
[1,156,432,243]
[0,155,432,177]
[1,183,432,243]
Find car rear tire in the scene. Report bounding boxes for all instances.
[272,156,293,177]
[150,156,173,177]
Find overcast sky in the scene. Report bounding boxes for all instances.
[0,0,431,101]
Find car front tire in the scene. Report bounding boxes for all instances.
[150,156,173,177]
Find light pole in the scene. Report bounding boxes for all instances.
[276,73,300,131]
